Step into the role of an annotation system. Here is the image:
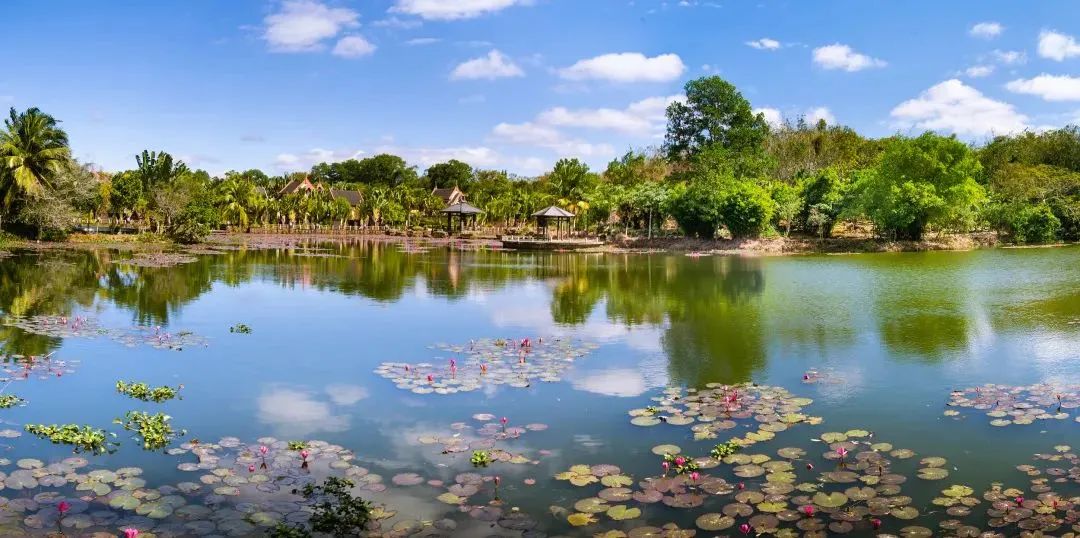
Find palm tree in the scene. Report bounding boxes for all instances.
[0,107,70,220]
[219,177,253,229]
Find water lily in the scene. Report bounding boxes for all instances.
[259,445,268,455]
[124,529,139,538]
[494,476,501,486]
[248,464,256,473]
[674,456,686,467]
[739,523,751,534]
[426,374,434,383]
[1015,496,1024,506]
[300,449,310,461]
[58,501,70,514]
[661,461,670,474]
[871,518,882,530]
[801,505,814,517]
[689,471,700,482]
[836,446,849,459]
[737,482,745,490]
[806,462,814,470]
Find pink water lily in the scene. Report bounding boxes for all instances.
[689,471,700,482]
[739,523,751,534]
[248,464,256,473]
[806,463,814,470]
[801,505,814,517]
[259,445,268,455]
[871,518,882,530]
[674,456,686,467]
[494,476,501,486]
[661,461,670,473]
[737,482,745,490]
[300,450,309,461]
[58,501,70,514]
[1015,496,1024,506]
[124,529,139,538]
[836,446,849,459]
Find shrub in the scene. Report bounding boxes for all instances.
[1011,203,1061,244]
[718,182,774,238]
[669,180,723,238]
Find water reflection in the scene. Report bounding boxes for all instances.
[0,242,1077,389]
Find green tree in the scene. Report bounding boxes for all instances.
[718,181,774,238]
[0,107,70,216]
[664,76,770,161]
[547,158,596,200]
[669,179,724,238]
[356,154,416,187]
[860,133,985,240]
[425,159,473,189]
[134,150,188,192]
[770,182,801,236]
[110,171,144,221]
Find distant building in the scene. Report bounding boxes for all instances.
[278,176,318,196]
[329,188,363,207]
[432,186,466,206]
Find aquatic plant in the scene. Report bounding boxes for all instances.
[471,450,492,467]
[115,411,185,450]
[24,423,114,453]
[271,477,372,537]
[115,380,181,402]
[287,440,307,450]
[710,440,741,459]
[229,323,252,334]
[663,452,700,475]
[0,394,26,408]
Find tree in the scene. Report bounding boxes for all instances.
[0,107,70,214]
[425,160,473,189]
[669,180,724,238]
[718,182,774,238]
[860,133,985,240]
[355,154,417,187]
[15,158,94,239]
[134,150,188,192]
[770,183,801,236]
[547,158,596,200]
[664,76,770,161]
[628,182,671,238]
[603,151,669,186]
[110,171,144,221]
[218,176,254,228]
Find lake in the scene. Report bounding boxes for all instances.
[1,240,1078,537]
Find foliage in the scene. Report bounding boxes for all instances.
[271,477,371,538]
[0,394,24,408]
[1003,203,1061,244]
[24,423,114,454]
[425,159,473,189]
[115,411,185,450]
[718,181,774,238]
[710,440,741,459]
[859,133,985,240]
[115,380,181,403]
[0,107,70,206]
[288,440,307,450]
[665,76,770,161]
[770,182,802,236]
[662,452,700,475]
[668,179,723,238]
[229,323,252,334]
[546,158,597,200]
[14,158,95,239]
[470,450,492,467]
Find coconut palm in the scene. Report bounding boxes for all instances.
[0,107,70,212]
[218,177,253,228]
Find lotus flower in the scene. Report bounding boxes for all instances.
[124,529,139,538]
[836,446,849,459]
[801,505,814,517]
[58,501,70,514]
[1015,496,1024,506]
[689,471,700,482]
[661,461,670,472]
[674,457,686,467]
[739,523,751,534]
[871,518,882,530]
[501,417,508,426]
[259,445,268,455]
[300,450,309,461]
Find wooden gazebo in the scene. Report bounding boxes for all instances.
[441,201,483,234]
[532,205,575,238]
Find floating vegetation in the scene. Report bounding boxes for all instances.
[115,380,182,403]
[710,440,741,459]
[229,323,252,334]
[627,384,820,445]
[374,337,598,395]
[1,352,78,380]
[2,314,207,351]
[24,423,115,454]
[115,252,198,268]
[0,393,25,408]
[947,383,1080,426]
[471,450,492,467]
[115,411,185,450]
[272,476,372,537]
[288,440,307,450]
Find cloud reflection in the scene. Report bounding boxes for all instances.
[256,387,350,437]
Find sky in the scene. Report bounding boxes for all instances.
[4,0,1080,177]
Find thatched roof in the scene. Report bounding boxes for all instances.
[329,188,363,206]
[440,201,483,215]
[532,205,575,218]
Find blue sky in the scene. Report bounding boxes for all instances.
[4,0,1080,176]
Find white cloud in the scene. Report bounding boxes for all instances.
[256,387,349,437]
[1006,74,1080,101]
[450,50,524,80]
[964,65,995,78]
[992,49,1027,65]
[372,16,421,29]
[274,147,364,170]
[490,122,614,157]
[263,0,359,52]
[754,107,782,128]
[405,37,441,46]
[390,0,529,21]
[812,44,886,72]
[571,368,649,398]
[807,106,836,125]
[969,22,1003,39]
[558,52,686,83]
[1038,30,1080,61]
[332,35,376,58]
[535,95,681,135]
[746,38,781,50]
[891,79,1029,136]
[375,144,503,167]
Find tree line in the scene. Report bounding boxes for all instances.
[1,75,1078,244]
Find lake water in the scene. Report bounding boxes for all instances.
[1,241,1079,537]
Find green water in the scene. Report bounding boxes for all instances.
[0,241,1078,536]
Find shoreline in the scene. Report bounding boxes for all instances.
[8,230,1076,257]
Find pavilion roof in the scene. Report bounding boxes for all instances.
[440,201,483,215]
[532,205,575,218]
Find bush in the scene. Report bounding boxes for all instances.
[166,215,209,244]
[718,182,774,238]
[1011,203,1061,244]
[669,180,723,238]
